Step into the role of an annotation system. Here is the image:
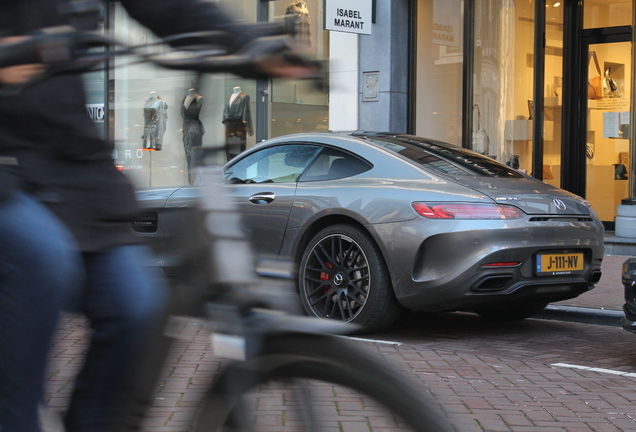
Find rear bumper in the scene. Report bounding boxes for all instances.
[369,218,604,313]
[399,276,597,313]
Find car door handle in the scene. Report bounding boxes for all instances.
[249,192,276,204]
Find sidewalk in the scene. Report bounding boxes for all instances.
[534,232,633,326]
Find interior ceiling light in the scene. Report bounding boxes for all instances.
[553,2,561,6]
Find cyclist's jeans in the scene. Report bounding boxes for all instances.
[63,244,168,432]
[0,192,82,432]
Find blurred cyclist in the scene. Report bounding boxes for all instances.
[0,1,316,432]
[0,169,83,432]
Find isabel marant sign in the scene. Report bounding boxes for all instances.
[324,0,372,35]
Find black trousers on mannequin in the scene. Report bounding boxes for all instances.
[224,120,247,161]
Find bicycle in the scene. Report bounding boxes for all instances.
[0,19,451,432]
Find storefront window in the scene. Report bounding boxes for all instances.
[474,0,536,173]
[269,1,329,138]
[108,1,328,189]
[414,0,464,146]
[109,1,256,188]
[110,2,200,188]
[585,41,632,222]
[584,0,632,29]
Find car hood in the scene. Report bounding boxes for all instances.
[454,176,592,216]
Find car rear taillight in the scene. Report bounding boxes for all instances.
[482,262,522,268]
[412,202,524,219]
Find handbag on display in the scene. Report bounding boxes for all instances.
[604,67,618,97]
[615,164,628,180]
[542,165,554,180]
[588,51,603,100]
[506,154,520,170]
[472,104,490,155]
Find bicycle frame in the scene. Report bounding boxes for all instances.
[108,161,356,431]
[0,29,353,432]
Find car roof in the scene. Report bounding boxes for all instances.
[264,131,458,148]
[256,131,525,180]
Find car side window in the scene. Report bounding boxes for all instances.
[300,148,372,182]
[224,145,321,184]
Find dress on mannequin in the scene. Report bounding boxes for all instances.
[181,89,205,184]
[222,86,253,160]
[142,93,168,151]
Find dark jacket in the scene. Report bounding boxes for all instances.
[0,0,246,251]
[0,168,15,202]
[222,92,254,136]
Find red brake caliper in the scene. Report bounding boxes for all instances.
[320,262,333,293]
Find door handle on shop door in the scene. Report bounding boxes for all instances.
[249,192,275,204]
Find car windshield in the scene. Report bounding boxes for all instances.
[362,135,524,178]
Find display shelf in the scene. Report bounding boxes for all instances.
[504,119,554,141]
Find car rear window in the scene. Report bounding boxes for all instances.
[364,136,524,178]
[300,147,371,181]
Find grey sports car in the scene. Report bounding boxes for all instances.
[134,132,604,332]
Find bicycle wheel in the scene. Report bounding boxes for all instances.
[191,333,449,432]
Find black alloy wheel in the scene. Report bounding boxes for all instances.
[298,224,401,332]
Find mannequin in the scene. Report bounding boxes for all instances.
[222,86,253,160]
[181,88,205,184]
[142,91,168,151]
[229,86,241,106]
[284,0,311,47]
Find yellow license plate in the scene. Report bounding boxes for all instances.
[536,253,584,275]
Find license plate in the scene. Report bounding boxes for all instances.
[536,252,584,275]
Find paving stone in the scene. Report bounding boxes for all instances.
[43,280,636,432]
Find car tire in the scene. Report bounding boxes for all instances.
[298,224,401,332]
[475,302,548,321]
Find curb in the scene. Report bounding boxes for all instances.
[532,305,624,327]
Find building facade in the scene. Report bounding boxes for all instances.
[96,0,634,229]
[371,0,634,231]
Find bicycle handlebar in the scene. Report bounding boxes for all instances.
[0,24,323,89]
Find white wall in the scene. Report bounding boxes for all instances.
[329,32,359,131]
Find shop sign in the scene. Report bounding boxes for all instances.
[324,0,372,35]
[433,0,461,48]
[86,103,105,123]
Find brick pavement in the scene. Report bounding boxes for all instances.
[42,249,636,431]
[44,310,636,431]
[374,319,636,432]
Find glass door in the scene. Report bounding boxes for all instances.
[584,40,632,224]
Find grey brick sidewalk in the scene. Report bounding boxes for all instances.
[45,315,219,430]
[45,312,636,431]
[41,235,636,430]
[555,253,626,311]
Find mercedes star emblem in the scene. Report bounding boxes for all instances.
[553,199,567,211]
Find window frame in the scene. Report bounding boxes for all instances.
[223,143,322,184]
